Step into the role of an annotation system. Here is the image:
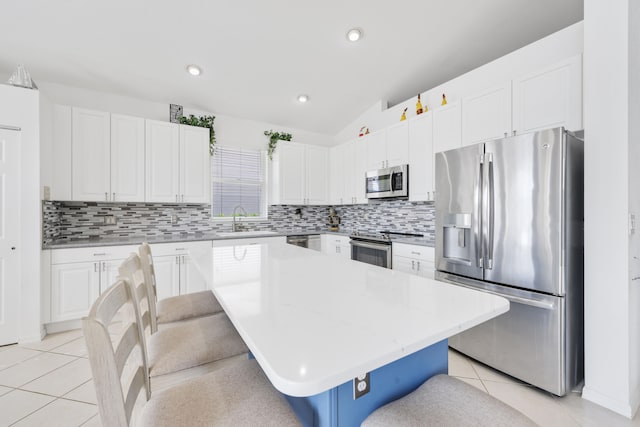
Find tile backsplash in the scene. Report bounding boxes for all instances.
[42,200,435,245]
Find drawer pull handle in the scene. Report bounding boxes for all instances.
[411,251,421,255]
[93,253,107,256]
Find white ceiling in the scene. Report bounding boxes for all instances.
[0,1,583,135]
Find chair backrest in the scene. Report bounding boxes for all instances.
[119,252,158,335]
[138,243,160,333]
[83,278,150,427]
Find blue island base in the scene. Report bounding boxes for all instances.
[284,339,448,427]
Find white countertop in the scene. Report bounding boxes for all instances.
[208,242,508,397]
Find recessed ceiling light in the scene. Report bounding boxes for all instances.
[186,64,202,76]
[346,28,363,42]
[297,94,309,103]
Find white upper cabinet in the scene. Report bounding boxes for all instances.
[512,54,582,134]
[462,82,512,146]
[270,142,328,205]
[329,144,345,205]
[145,120,180,203]
[305,144,329,205]
[146,121,211,203]
[408,112,434,201]
[110,114,145,202]
[365,127,409,171]
[71,108,111,201]
[433,100,462,155]
[385,122,410,168]
[179,125,211,203]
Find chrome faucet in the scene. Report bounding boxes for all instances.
[232,205,247,232]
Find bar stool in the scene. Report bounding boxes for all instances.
[138,242,222,331]
[83,278,299,427]
[118,254,248,381]
[361,374,536,427]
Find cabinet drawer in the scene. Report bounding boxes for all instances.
[151,240,212,256]
[51,245,138,264]
[392,243,434,262]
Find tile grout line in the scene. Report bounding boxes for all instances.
[7,396,97,427]
[9,355,81,392]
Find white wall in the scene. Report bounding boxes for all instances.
[334,21,584,143]
[0,84,42,342]
[582,0,640,418]
[37,81,333,150]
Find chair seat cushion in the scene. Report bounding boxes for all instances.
[156,290,223,324]
[141,358,299,427]
[148,312,248,377]
[362,374,536,427]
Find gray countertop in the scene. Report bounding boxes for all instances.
[42,228,434,250]
[42,229,353,250]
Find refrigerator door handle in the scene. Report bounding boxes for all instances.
[475,154,484,268]
[486,153,495,270]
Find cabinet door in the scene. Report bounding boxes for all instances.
[329,144,345,205]
[180,125,211,203]
[71,108,110,201]
[146,120,180,202]
[433,101,462,155]
[305,145,329,205]
[392,256,415,275]
[275,143,305,204]
[364,130,387,171]
[51,262,100,322]
[181,255,209,294]
[408,113,434,201]
[101,259,124,294]
[462,82,512,146]
[512,54,582,134]
[153,255,181,301]
[111,114,145,202]
[386,122,409,167]
[352,139,367,204]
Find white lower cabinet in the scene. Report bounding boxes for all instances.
[49,245,137,322]
[392,243,435,279]
[321,234,351,259]
[148,241,212,299]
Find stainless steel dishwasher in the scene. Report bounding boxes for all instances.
[286,234,321,251]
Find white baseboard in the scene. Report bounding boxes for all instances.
[45,319,82,335]
[582,385,639,419]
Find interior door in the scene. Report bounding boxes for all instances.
[0,129,20,345]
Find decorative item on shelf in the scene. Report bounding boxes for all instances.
[441,93,448,105]
[169,104,183,124]
[358,126,370,137]
[327,207,341,231]
[178,114,216,156]
[264,130,293,160]
[416,94,423,115]
[365,127,370,135]
[7,64,37,89]
[400,107,408,121]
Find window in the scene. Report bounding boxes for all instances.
[211,146,267,219]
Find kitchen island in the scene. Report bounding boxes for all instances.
[207,242,508,426]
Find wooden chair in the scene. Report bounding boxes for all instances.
[138,242,222,332]
[118,253,248,380]
[361,374,536,427]
[83,278,300,427]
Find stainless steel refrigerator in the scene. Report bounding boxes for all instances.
[434,127,583,396]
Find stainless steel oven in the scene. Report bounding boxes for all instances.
[349,233,392,268]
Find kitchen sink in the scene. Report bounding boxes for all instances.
[216,230,279,237]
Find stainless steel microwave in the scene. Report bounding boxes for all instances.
[365,164,408,199]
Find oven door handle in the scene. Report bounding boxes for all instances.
[349,240,391,251]
[390,171,398,192]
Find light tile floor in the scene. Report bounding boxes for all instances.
[1,331,639,426]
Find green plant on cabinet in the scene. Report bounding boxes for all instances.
[264,130,293,160]
[179,114,216,156]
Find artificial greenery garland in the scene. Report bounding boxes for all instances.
[179,114,216,156]
[264,130,293,160]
